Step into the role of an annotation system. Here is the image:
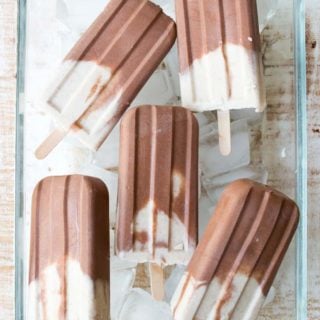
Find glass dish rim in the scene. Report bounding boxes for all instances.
[14,0,308,319]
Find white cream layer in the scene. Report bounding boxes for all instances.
[74,88,124,150]
[180,44,266,112]
[171,272,266,320]
[43,60,120,150]
[118,171,196,266]
[118,199,195,266]
[28,258,108,320]
[44,60,112,126]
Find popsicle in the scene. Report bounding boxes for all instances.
[116,105,199,299]
[175,0,266,155]
[35,0,176,159]
[28,175,109,319]
[171,179,299,320]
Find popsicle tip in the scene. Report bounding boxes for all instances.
[35,146,48,160]
[34,128,67,160]
[217,110,231,156]
[149,263,165,301]
[219,143,231,156]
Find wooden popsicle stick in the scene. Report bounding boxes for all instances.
[217,110,231,156]
[149,263,165,301]
[35,128,67,160]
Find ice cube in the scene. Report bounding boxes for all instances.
[132,66,176,107]
[202,165,269,205]
[48,143,93,172]
[56,0,69,26]
[56,25,80,58]
[57,0,109,34]
[199,122,215,138]
[199,119,250,178]
[195,111,217,128]
[163,45,181,99]
[199,192,215,237]
[151,0,176,20]
[93,123,120,171]
[111,256,138,271]
[165,265,186,302]
[118,289,172,320]
[111,266,136,319]
[26,5,64,98]
[257,0,279,32]
[195,113,210,128]
[230,108,264,124]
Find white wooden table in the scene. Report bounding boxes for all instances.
[0,0,17,318]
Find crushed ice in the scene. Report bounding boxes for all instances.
[24,0,280,318]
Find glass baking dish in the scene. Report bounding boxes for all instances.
[15,0,307,319]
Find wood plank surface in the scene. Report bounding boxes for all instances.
[0,0,17,319]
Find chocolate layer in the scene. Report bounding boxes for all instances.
[29,175,109,283]
[176,0,260,71]
[66,0,169,68]
[78,8,176,125]
[54,0,177,139]
[117,105,198,259]
[186,179,299,296]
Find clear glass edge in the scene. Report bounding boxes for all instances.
[16,0,26,319]
[294,0,308,319]
[14,0,308,319]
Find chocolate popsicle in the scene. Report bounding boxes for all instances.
[28,175,109,319]
[171,179,299,320]
[36,0,176,159]
[116,105,199,299]
[175,0,266,155]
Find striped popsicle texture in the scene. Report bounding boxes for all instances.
[28,175,109,320]
[176,0,266,112]
[42,0,176,151]
[116,105,199,265]
[171,179,299,320]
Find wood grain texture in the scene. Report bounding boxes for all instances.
[0,0,17,319]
